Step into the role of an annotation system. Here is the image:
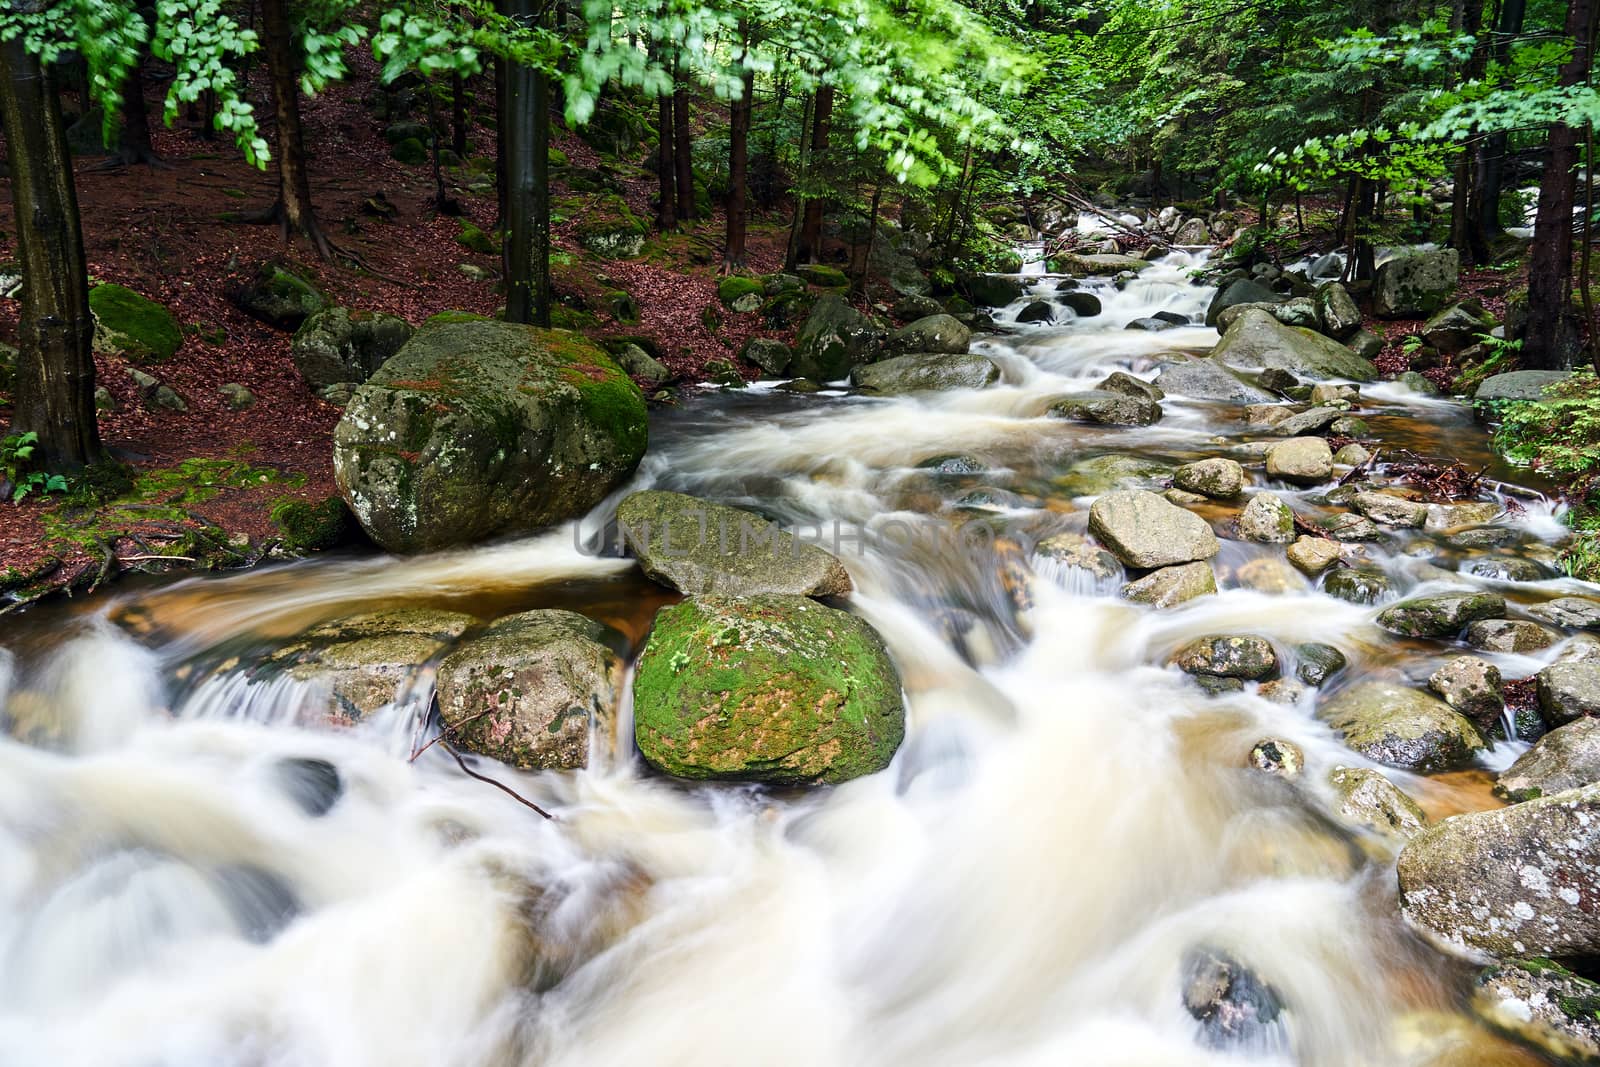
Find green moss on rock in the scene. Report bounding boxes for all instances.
[90,283,182,363]
[632,595,905,785]
[457,219,497,254]
[272,496,356,553]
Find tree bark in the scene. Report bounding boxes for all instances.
[451,72,468,158]
[0,34,101,468]
[722,33,754,272]
[795,85,834,263]
[654,47,676,230]
[1449,0,1488,260]
[113,53,159,166]
[1525,0,1595,368]
[500,0,550,326]
[260,0,332,257]
[672,70,695,221]
[1474,0,1528,241]
[783,92,815,270]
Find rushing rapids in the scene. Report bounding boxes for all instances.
[1,250,1585,1066]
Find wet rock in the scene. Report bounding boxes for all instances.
[1126,316,1176,332]
[1326,513,1383,542]
[1245,404,1294,428]
[740,337,793,376]
[1288,536,1343,576]
[1088,490,1220,569]
[1328,766,1429,841]
[918,453,986,475]
[1461,556,1550,583]
[291,306,414,391]
[273,757,342,816]
[889,313,971,355]
[1058,291,1103,317]
[1274,406,1344,437]
[632,595,905,784]
[1174,217,1210,245]
[1181,946,1285,1051]
[1346,329,1384,361]
[1467,619,1561,654]
[1016,299,1055,324]
[1423,302,1494,353]
[1295,642,1348,686]
[1257,368,1299,394]
[1055,453,1175,496]
[1122,561,1217,607]
[1154,356,1276,403]
[1475,370,1570,404]
[1046,390,1162,426]
[1211,308,1380,382]
[853,353,1000,394]
[1333,443,1372,466]
[1248,739,1299,780]
[1265,437,1333,485]
[1561,635,1600,664]
[1034,533,1122,584]
[1310,383,1358,404]
[1429,657,1505,729]
[1317,282,1362,339]
[265,608,476,717]
[1374,249,1459,318]
[1174,458,1245,499]
[1398,782,1600,957]
[1537,662,1600,727]
[1166,488,1208,506]
[615,490,851,598]
[437,609,620,770]
[1473,959,1600,1065]
[1496,718,1600,802]
[1052,252,1151,276]
[1318,682,1487,772]
[1237,492,1296,543]
[792,294,887,381]
[333,319,647,553]
[1398,370,1444,396]
[1447,526,1518,549]
[959,274,1024,308]
[777,378,821,393]
[1206,278,1281,326]
[1377,593,1507,638]
[1257,677,1308,703]
[1530,597,1600,631]
[1173,634,1277,679]
[1330,416,1369,438]
[1354,491,1429,528]
[1097,371,1164,402]
[1425,502,1503,532]
[891,294,943,321]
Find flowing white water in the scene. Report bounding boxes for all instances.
[0,252,1571,1066]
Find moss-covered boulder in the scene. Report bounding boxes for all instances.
[632,595,905,784]
[262,608,476,718]
[89,283,181,363]
[616,490,851,597]
[1473,959,1600,1064]
[575,196,647,258]
[791,293,886,381]
[1318,682,1487,773]
[230,262,327,331]
[290,306,415,391]
[1211,308,1379,382]
[271,495,356,554]
[456,219,497,254]
[795,263,849,288]
[436,609,621,770]
[851,353,999,394]
[332,319,647,553]
[1374,248,1459,319]
[717,275,764,312]
[1376,592,1506,638]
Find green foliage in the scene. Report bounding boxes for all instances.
[0,433,68,504]
[1490,372,1600,581]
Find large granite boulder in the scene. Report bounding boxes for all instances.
[792,294,887,381]
[1088,490,1220,569]
[889,314,971,355]
[1497,718,1600,802]
[333,318,647,553]
[633,596,905,784]
[1318,681,1488,773]
[1211,308,1379,381]
[1374,249,1459,318]
[852,353,999,394]
[1153,356,1276,403]
[291,307,415,391]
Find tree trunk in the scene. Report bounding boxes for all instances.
[852,181,883,296]
[113,52,159,166]
[0,35,101,468]
[1525,0,1595,368]
[500,0,550,326]
[655,49,676,230]
[1449,0,1488,260]
[783,92,815,270]
[451,72,468,158]
[672,72,695,221]
[722,34,754,273]
[1474,0,1528,242]
[795,85,834,263]
[260,0,332,257]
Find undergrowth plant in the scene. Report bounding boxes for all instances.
[0,432,68,504]
[1491,371,1600,580]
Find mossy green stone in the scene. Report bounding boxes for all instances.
[456,219,497,254]
[633,595,906,785]
[717,275,763,308]
[271,496,354,554]
[90,283,182,363]
[333,319,647,552]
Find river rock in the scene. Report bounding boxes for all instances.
[1273,407,1344,437]
[1318,682,1488,772]
[1181,946,1285,1051]
[1424,502,1502,532]
[959,274,1024,308]
[632,595,905,784]
[1374,249,1459,318]
[1097,371,1164,401]
[740,337,793,376]
[1059,291,1103,317]
[1265,437,1333,485]
[291,306,414,391]
[1326,513,1382,542]
[1295,642,1348,686]
[266,608,476,717]
[1324,568,1391,607]
[1423,302,1494,353]
[1467,619,1561,654]
[1398,782,1600,957]
[1287,536,1342,576]
[1429,657,1504,728]
[1237,492,1296,543]
[1174,218,1210,245]
[853,353,1000,394]
[792,294,887,380]
[1317,282,1362,339]
[1017,299,1055,324]
[1047,390,1162,426]
[1249,738,1304,777]
[1245,404,1294,428]
[1354,491,1430,529]
[1123,561,1216,607]
[1475,370,1571,404]
[1174,458,1245,499]
[1377,593,1507,638]
[1052,252,1151,276]
[1211,308,1380,382]
[1034,532,1122,584]
[1345,329,1384,361]
[1537,662,1600,727]
[1473,959,1600,1065]
[436,609,620,770]
[1328,766,1429,841]
[1530,597,1600,631]
[890,313,971,355]
[1055,453,1175,496]
[1154,356,1276,403]
[1496,718,1600,802]
[1088,490,1219,569]
[332,319,647,553]
[1172,634,1277,679]
[1206,278,1281,326]
[614,490,851,598]
[1126,316,1175,332]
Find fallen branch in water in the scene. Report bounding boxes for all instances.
[442,740,555,820]
[1337,448,1379,487]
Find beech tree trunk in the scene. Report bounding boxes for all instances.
[795,85,834,263]
[113,53,159,166]
[723,38,754,272]
[1474,0,1528,241]
[1449,0,1488,261]
[655,51,676,230]
[672,75,695,221]
[261,0,332,257]
[451,73,468,158]
[500,0,551,326]
[0,34,101,468]
[1525,0,1595,368]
